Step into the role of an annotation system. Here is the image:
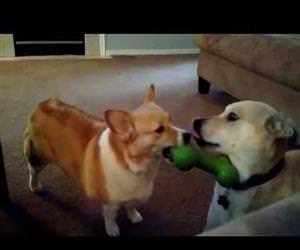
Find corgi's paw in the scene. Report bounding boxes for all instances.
[29,180,43,193]
[128,209,143,224]
[105,222,120,237]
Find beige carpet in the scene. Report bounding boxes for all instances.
[0,55,235,236]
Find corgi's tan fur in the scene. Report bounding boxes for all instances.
[23,85,187,236]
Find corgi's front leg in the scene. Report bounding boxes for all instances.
[124,196,150,224]
[103,203,121,237]
[125,204,143,224]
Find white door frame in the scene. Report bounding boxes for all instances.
[84,34,110,58]
[0,34,15,57]
[99,34,106,57]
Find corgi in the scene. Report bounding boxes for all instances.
[23,84,190,236]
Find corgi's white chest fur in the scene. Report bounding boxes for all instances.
[99,129,158,203]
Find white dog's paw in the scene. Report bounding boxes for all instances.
[105,222,120,237]
[128,209,143,224]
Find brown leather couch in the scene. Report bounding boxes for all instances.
[196,34,300,123]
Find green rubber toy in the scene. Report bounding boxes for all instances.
[165,145,239,188]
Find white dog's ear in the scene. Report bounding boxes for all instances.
[265,113,295,138]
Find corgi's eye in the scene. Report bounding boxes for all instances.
[227,112,239,122]
[155,126,165,133]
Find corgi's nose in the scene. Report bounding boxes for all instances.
[183,132,191,144]
[193,119,205,135]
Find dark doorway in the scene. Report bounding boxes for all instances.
[14,33,85,56]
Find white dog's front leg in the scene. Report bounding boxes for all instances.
[204,184,229,232]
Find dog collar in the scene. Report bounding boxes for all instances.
[231,158,285,191]
[217,158,285,210]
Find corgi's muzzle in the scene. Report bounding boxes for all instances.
[175,127,191,145]
[163,129,191,162]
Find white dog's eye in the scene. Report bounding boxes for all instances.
[227,112,240,122]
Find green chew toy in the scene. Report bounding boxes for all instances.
[165,145,239,188]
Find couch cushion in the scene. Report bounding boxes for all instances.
[198,51,300,123]
[197,34,300,91]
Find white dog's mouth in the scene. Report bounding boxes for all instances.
[192,129,220,148]
[194,136,220,148]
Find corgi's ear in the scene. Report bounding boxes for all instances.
[265,113,295,139]
[144,84,156,103]
[105,110,136,142]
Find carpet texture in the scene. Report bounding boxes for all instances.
[0,55,235,237]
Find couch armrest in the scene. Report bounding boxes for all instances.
[199,193,300,236]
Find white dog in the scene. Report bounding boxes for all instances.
[192,100,300,230]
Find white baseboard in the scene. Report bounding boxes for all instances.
[106,48,199,56]
[0,48,197,61]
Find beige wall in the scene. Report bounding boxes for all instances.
[106,34,197,50]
